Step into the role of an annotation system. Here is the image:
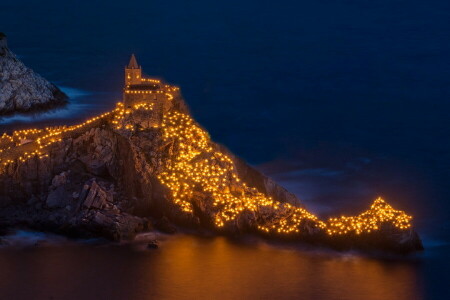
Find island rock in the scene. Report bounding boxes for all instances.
[0,33,67,114]
[0,55,423,253]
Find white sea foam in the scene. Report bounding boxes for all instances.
[0,87,92,124]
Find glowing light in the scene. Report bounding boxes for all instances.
[0,80,414,238]
[157,111,413,235]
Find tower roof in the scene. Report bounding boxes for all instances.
[127,54,140,69]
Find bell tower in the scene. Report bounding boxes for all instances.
[125,54,142,85]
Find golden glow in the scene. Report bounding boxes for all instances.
[0,111,112,167]
[157,111,413,235]
[324,198,412,235]
[0,85,414,238]
[123,76,179,96]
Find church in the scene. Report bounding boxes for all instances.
[123,54,180,125]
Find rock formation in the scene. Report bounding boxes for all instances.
[0,33,67,114]
[0,79,423,253]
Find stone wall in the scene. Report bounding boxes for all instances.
[124,92,173,127]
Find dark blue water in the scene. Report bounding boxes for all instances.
[1,0,450,298]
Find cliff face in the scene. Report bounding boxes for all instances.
[0,116,299,240]
[0,33,67,114]
[0,86,423,253]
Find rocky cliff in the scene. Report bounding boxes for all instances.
[0,33,67,114]
[0,86,423,253]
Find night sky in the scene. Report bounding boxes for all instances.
[1,0,450,242]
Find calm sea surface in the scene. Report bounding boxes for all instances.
[0,232,446,300]
[1,0,450,298]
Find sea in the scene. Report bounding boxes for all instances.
[0,0,449,299]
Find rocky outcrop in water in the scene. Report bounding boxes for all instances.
[0,79,423,253]
[0,33,67,114]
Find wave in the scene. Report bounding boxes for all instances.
[421,237,450,249]
[59,86,92,99]
[0,230,70,247]
[0,87,93,125]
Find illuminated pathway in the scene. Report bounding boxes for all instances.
[0,101,414,237]
[0,111,113,166]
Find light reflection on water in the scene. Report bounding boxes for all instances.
[0,234,425,300]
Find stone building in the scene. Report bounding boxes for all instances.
[123,54,179,126]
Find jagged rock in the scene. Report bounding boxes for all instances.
[0,117,424,251]
[0,33,67,114]
[51,172,68,188]
[154,216,177,234]
[83,180,111,209]
[81,210,145,241]
[46,186,69,208]
[1,117,297,237]
[79,184,90,203]
[147,240,158,249]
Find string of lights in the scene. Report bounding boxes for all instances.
[0,88,414,237]
[157,110,413,235]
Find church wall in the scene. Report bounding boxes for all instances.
[125,68,142,85]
